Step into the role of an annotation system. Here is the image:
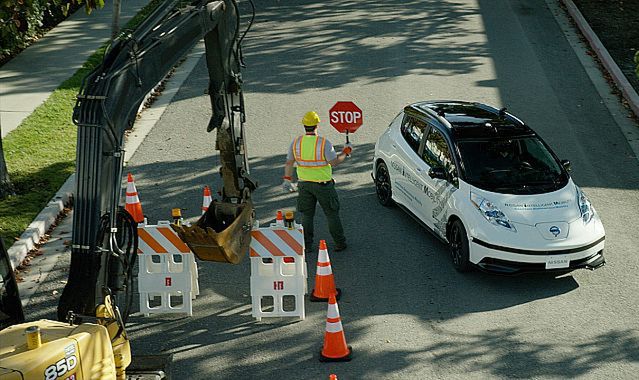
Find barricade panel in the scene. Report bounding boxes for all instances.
[137,222,199,316]
[250,223,307,321]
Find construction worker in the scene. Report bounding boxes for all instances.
[283,111,352,253]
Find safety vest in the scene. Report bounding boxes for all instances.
[293,135,332,182]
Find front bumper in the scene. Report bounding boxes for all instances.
[469,236,605,275]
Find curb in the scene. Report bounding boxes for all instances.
[561,0,639,118]
[8,174,74,270]
[7,43,205,270]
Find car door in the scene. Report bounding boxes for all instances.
[418,126,459,238]
[392,115,429,221]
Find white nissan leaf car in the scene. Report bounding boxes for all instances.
[372,101,605,274]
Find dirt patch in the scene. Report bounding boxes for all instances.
[572,0,639,93]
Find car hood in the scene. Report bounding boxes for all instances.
[471,180,581,225]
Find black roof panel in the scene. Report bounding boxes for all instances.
[411,101,534,139]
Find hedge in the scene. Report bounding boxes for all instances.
[0,0,95,63]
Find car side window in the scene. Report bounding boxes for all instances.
[422,128,456,178]
[400,116,427,153]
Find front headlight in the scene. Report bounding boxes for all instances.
[470,192,517,232]
[576,187,595,224]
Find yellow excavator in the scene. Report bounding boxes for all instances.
[1,0,257,378]
[1,237,172,379]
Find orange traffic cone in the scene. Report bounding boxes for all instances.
[329,375,338,380]
[320,294,352,362]
[202,186,212,215]
[310,240,341,302]
[125,173,144,223]
[275,210,284,227]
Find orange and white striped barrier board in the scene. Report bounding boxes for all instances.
[249,227,304,258]
[137,221,199,316]
[249,222,307,321]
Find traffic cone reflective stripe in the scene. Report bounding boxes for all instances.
[320,294,352,362]
[125,173,144,223]
[316,247,332,275]
[310,240,341,302]
[202,186,212,215]
[325,301,343,335]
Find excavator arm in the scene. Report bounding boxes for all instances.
[58,0,256,321]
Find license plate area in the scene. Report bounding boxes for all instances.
[545,255,570,269]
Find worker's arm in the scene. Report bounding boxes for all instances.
[328,151,348,167]
[284,159,296,179]
[328,143,352,167]
[282,159,298,192]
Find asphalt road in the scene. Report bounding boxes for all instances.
[23,0,639,378]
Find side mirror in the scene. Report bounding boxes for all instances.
[561,159,571,172]
[428,167,447,180]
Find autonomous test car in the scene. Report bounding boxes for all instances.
[372,101,605,274]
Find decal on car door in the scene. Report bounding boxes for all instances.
[420,127,458,237]
[391,160,423,207]
[431,182,457,237]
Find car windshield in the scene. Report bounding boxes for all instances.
[457,137,568,194]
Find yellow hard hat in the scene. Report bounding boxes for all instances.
[302,111,321,127]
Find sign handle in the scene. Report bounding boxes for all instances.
[345,130,351,157]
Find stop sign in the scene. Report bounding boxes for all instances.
[329,101,363,133]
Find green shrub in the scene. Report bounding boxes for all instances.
[0,0,88,62]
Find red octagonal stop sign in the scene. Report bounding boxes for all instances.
[329,101,363,133]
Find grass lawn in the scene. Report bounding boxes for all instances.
[0,0,162,249]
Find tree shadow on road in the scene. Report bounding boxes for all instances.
[242,0,487,95]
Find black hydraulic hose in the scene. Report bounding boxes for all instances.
[237,0,254,47]
[237,0,254,68]
[229,0,241,75]
[96,207,138,323]
[131,0,180,46]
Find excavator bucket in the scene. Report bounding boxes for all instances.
[171,200,254,264]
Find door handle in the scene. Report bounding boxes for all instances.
[416,167,422,172]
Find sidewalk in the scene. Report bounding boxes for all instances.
[0,0,149,138]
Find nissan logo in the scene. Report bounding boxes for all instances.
[549,226,561,237]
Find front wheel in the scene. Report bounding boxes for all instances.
[375,162,394,207]
[449,219,471,272]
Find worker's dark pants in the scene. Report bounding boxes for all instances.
[297,181,346,251]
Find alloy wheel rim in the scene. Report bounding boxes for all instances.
[376,167,391,202]
[450,225,461,265]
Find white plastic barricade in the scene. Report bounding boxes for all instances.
[137,221,199,316]
[250,223,307,321]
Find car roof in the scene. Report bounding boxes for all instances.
[405,101,535,139]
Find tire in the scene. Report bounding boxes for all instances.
[449,219,471,272]
[375,161,394,207]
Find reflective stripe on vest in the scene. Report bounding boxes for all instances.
[293,135,332,182]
